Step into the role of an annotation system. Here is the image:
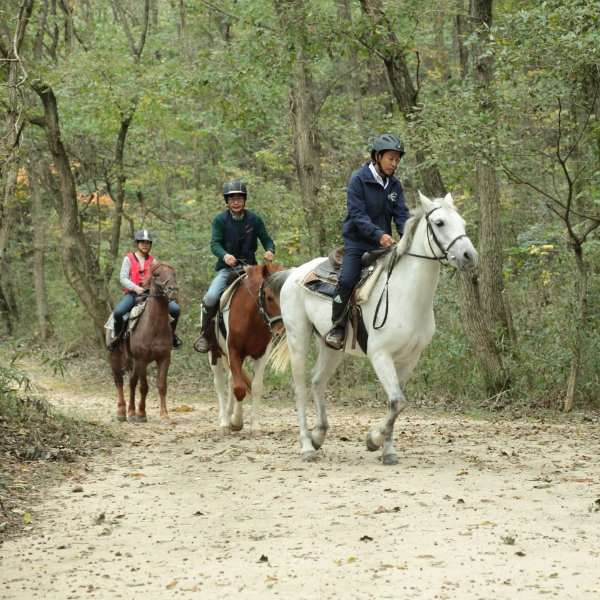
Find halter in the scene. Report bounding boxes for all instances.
[373,206,467,330]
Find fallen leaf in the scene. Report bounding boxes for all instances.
[193,511,204,516]
[115,514,125,519]
[457,471,468,476]
[265,577,278,582]
[360,535,373,542]
[166,581,178,589]
[501,535,515,545]
[72,486,83,493]
[172,405,195,412]
[417,555,434,559]
[373,506,386,514]
[131,473,145,477]
[549,573,558,578]
[572,479,593,483]
[246,456,256,462]
[347,557,356,563]
[183,449,194,455]
[333,559,342,564]
[515,551,526,557]
[258,554,268,563]
[457,498,465,504]
[23,513,31,524]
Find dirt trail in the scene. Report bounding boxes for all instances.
[2,373,600,599]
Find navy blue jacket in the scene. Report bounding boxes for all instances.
[341,163,410,251]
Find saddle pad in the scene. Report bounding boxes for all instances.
[129,300,147,332]
[220,274,247,311]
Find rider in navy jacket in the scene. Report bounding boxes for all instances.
[326,134,410,350]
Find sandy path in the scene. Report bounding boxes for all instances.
[2,377,600,599]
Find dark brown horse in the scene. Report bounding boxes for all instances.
[108,262,179,424]
[210,263,286,436]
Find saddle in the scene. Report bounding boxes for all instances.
[220,269,247,311]
[301,246,392,304]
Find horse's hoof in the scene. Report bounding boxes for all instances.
[137,416,148,423]
[116,414,126,422]
[219,426,231,436]
[382,454,399,466]
[366,432,379,452]
[301,451,315,462]
[311,438,323,451]
[230,421,243,432]
[250,429,262,438]
[127,415,137,423]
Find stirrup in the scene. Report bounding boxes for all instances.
[325,327,345,350]
[107,338,121,352]
[172,336,182,350]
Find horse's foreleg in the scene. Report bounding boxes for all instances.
[310,337,342,450]
[156,356,171,423]
[128,362,139,422]
[249,351,270,437]
[137,361,150,422]
[211,357,230,435]
[366,352,407,463]
[228,351,246,432]
[110,351,126,422]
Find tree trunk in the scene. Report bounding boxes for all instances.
[453,11,469,78]
[456,271,507,395]
[31,83,110,336]
[29,164,53,341]
[276,0,325,255]
[564,248,587,412]
[336,0,363,137]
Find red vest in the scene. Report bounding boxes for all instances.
[124,253,154,294]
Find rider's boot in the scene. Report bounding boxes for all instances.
[107,315,124,352]
[194,303,219,353]
[325,285,353,350]
[170,318,182,350]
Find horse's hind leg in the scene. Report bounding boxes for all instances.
[228,351,246,432]
[310,335,342,450]
[156,357,171,424]
[128,361,139,422]
[249,351,270,437]
[211,355,230,435]
[110,351,127,422]
[136,361,150,423]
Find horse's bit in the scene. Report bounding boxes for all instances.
[143,265,178,301]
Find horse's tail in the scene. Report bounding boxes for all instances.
[269,331,290,373]
[220,355,253,393]
[264,268,296,304]
[241,366,253,394]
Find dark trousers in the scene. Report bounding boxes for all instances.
[113,293,180,335]
[338,245,370,290]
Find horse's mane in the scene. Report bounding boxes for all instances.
[264,267,295,303]
[142,261,174,287]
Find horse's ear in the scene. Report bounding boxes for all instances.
[261,264,270,280]
[443,192,454,207]
[418,190,435,212]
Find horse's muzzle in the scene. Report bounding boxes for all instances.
[167,285,180,301]
[449,240,478,272]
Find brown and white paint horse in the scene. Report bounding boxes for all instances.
[108,262,179,424]
[210,263,285,436]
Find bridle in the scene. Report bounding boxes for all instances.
[142,264,178,300]
[373,206,467,330]
[403,206,468,265]
[235,268,283,337]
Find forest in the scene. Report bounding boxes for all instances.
[1,0,600,414]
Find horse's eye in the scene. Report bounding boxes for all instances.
[436,221,444,227]
[267,296,274,302]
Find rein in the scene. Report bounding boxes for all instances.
[141,265,177,300]
[372,207,466,330]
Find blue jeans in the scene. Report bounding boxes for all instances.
[204,267,237,307]
[113,293,180,335]
[338,246,368,290]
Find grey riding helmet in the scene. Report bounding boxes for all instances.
[370,134,405,160]
[134,230,153,245]
[223,180,248,201]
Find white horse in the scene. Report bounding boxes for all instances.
[270,192,478,464]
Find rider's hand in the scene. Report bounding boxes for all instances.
[136,286,144,294]
[263,250,274,262]
[224,254,237,267]
[379,233,394,247]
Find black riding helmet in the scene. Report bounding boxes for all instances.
[134,229,153,243]
[370,134,405,161]
[223,180,248,201]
